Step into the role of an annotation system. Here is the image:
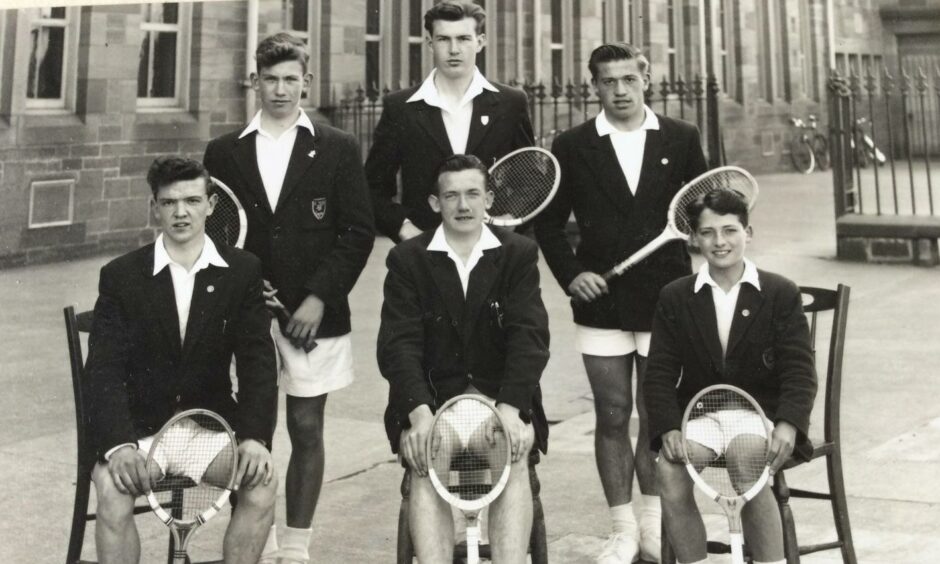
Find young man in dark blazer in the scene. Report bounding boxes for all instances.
[87,157,278,564]
[203,34,374,564]
[534,43,708,563]
[365,1,534,242]
[645,189,816,564]
[378,155,550,563]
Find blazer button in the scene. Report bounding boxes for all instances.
[451,320,458,327]
[467,373,473,380]
[176,395,181,402]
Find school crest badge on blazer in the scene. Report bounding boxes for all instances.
[312,198,327,220]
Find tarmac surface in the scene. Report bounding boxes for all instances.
[1,170,939,563]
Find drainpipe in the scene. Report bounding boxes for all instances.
[245,0,259,122]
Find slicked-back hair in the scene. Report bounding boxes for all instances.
[424,1,486,35]
[146,156,212,197]
[588,42,650,80]
[686,188,750,231]
[433,154,489,195]
[256,32,309,74]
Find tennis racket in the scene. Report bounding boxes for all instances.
[602,165,759,281]
[145,409,238,564]
[681,384,773,564]
[426,394,512,564]
[208,176,314,351]
[485,147,561,227]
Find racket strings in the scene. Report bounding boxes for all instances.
[205,187,243,247]
[687,390,769,498]
[429,399,510,502]
[487,152,559,219]
[673,171,758,236]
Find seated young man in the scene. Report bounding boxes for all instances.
[377,154,550,563]
[644,189,817,564]
[86,157,279,564]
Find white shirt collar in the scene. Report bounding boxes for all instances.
[595,105,660,136]
[407,67,499,109]
[694,257,761,294]
[427,223,501,254]
[153,233,228,276]
[239,109,315,139]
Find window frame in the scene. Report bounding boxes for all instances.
[24,6,79,113]
[136,2,192,111]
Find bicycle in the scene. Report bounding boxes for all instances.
[851,117,886,168]
[788,114,829,174]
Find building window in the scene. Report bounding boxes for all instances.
[408,0,424,85]
[550,0,564,88]
[29,179,74,228]
[287,0,309,36]
[666,0,680,83]
[366,0,381,95]
[798,0,816,100]
[474,0,486,75]
[26,6,73,110]
[758,0,774,101]
[138,3,190,108]
[776,0,791,102]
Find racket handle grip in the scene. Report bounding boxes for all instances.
[466,525,481,564]
[275,307,317,353]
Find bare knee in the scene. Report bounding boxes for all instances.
[595,401,632,435]
[657,459,693,504]
[287,400,325,449]
[237,474,278,513]
[91,464,136,529]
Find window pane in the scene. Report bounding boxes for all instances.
[551,49,563,87]
[551,0,562,43]
[48,6,66,19]
[409,42,423,85]
[27,25,65,99]
[137,31,151,97]
[366,41,380,92]
[409,0,423,36]
[291,0,308,32]
[147,3,178,24]
[367,0,380,35]
[151,32,177,97]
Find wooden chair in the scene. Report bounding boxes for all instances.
[396,450,548,564]
[64,306,222,564]
[661,284,857,564]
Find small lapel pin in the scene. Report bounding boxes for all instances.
[661,157,669,165]
[307,150,317,159]
[481,115,489,126]
[742,309,750,317]
[207,285,215,293]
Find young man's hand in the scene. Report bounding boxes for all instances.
[286,294,325,351]
[402,405,434,477]
[767,420,797,475]
[568,271,609,302]
[235,439,274,490]
[108,445,151,497]
[659,430,688,464]
[496,403,531,463]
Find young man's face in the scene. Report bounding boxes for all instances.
[428,168,493,236]
[152,177,216,247]
[252,59,311,121]
[692,208,752,275]
[427,17,485,81]
[592,58,650,126]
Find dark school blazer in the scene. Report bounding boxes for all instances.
[365,82,534,240]
[377,227,550,454]
[644,269,818,460]
[85,243,278,459]
[534,114,708,331]
[204,122,375,339]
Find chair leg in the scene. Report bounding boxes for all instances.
[397,470,414,564]
[66,463,92,564]
[528,463,548,564]
[660,519,677,564]
[826,452,858,564]
[772,471,800,564]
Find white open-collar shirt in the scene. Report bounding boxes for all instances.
[693,257,762,357]
[427,224,501,297]
[240,109,316,211]
[407,67,499,155]
[595,105,660,195]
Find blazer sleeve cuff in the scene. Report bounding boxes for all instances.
[496,384,535,420]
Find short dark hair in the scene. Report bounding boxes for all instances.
[588,42,650,80]
[256,32,309,73]
[424,1,486,35]
[433,154,489,195]
[146,156,211,197]
[686,188,750,231]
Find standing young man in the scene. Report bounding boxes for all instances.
[534,43,708,563]
[365,1,534,242]
[378,155,550,563]
[87,157,278,564]
[203,33,374,564]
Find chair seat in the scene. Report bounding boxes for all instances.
[782,440,835,470]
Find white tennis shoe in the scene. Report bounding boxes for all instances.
[639,517,662,563]
[597,532,640,563]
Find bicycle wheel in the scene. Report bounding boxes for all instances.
[812,134,830,171]
[790,135,815,174]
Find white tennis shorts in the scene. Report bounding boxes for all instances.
[685,409,769,457]
[272,320,355,397]
[136,418,231,483]
[575,325,651,357]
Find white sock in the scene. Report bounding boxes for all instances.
[258,524,278,561]
[279,526,313,563]
[610,503,638,535]
[678,559,709,564]
[754,560,786,564]
[640,494,662,526]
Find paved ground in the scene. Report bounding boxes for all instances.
[1,169,939,563]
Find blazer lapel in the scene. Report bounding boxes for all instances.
[276,127,320,212]
[427,251,465,333]
[140,248,182,357]
[631,127,665,210]
[725,284,764,357]
[465,90,500,156]
[687,287,724,372]
[231,134,273,218]
[463,247,502,343]
[414,102,454,156]
[181,266,225,359]
[578,125,633,215]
